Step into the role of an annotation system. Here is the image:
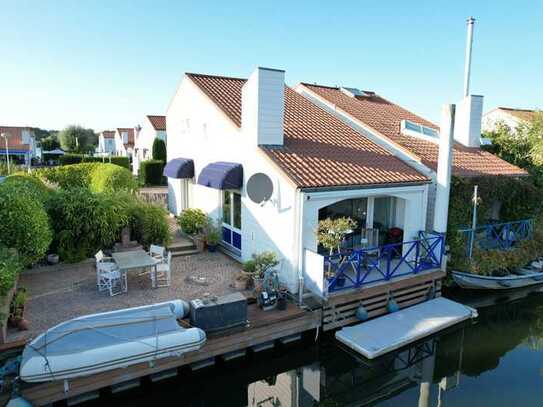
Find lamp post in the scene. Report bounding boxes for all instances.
[0,132,10,175]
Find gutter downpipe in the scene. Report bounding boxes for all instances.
[294,188,305,305]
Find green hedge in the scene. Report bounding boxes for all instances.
[46,188,129,262]
[35,163,137,193]
[0,182,53,266]
[3,174,52,203]
[127,198,171,248]
[60,154,130,170]
[139,160,166,186]
[0,248,22,297]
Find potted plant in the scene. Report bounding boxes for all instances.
[47,253,59,265]
[177,208,208,251]
[8,288,29,331]
[244,251,279,293]
[205,219,221,253]
[234,273,249,290]
[316,217,357,287]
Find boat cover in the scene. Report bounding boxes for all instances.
[20,300,205,382]
[335,297,477,359]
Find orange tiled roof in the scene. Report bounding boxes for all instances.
[116,128,134,147]
[187,73,429,189]
[301,84,526,178]
[0,126,33,152]
[101,130,115,139]
[496,107,539,122]
[147,115,166,131]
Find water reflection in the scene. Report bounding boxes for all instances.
[92,289,543,407]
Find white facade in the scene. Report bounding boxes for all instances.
[482,109,525,133]
[97,132,116,155]
[133,117,167,175]
[166,69,431,295]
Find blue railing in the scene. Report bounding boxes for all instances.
[458,219,534,256]
[324,232,444,293]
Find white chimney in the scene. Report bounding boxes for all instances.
[433,104,455,234]
[454,95,483,147]
[242,67,285,146]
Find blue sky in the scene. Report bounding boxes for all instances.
[1,0,541,131]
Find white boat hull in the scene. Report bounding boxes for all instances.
[20,301,206,383]
[452,270,543,290]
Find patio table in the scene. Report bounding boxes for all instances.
[111,249,159,291]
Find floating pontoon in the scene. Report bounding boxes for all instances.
[335,297,476,359]
[20,300,206,383]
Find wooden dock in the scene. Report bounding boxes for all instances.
[322,269,445,331]
[20,303,321,406]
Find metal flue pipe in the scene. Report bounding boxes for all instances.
[463,17,476,98]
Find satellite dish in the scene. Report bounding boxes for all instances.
[247,173,274,204]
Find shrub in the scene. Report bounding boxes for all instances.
[59,154,130,169]
[177,208,207,235]
[46,188,128,262]
[0,248,22,297]
[35,163,136,193]
[0,183,52,265]
[152,138,167,162]
[243,251,279,278]
[139,160,166,186]
[3,174,51,203]
[89,164,137,193]
[129,201,171,248]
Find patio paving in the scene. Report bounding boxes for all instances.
[7,251,243,342]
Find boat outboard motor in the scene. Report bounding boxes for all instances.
[258,270,279,311]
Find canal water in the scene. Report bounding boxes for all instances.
[87,287,543,406]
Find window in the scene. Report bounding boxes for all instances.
[233,193,241,229]
[401,120,438,141]
[122,132,128,144]
[223,191,241,230]
[223,191,232,225]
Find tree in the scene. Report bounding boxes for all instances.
[40,134,60,151]
[152,138,167,162]
[58,125,97,153]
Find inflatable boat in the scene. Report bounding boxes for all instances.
[20,300,206,383]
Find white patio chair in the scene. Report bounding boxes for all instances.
[95,250,126,296]
[149,244,165,261]
[152,251,172,288]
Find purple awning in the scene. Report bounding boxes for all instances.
[163,158,194,179]
[197,162,243,190]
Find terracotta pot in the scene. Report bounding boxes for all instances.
[17,319,29,331]
[193,235,205,252]
[253,277,264,294]
[234,278,247,290]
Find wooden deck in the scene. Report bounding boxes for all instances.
[322,269,445,331]
[20,303,321,406]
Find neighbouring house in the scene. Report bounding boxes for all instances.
[97,130,116,155]
[133,115,167,175]
[482,107,539,133]
[114,128,135,159]
[0,126,38,165]
[164,67,525,300]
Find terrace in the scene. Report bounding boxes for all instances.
[6,251,243,343]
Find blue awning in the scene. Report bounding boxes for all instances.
[163,158,194,179]
[197,162,243,190]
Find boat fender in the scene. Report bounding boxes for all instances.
[6,396,33,407]
[387,299,399,313]
[355,304,368,321]
[169,300,190,318]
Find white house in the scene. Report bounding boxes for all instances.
[133,115,167,175]
[165,67,524,299]
[482,107,539,133]
[0,126,37,165]
[113,128,135,158]
[97,130,116,155]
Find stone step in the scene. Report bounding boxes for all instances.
[171,249,200,257]
[169,240,196,250]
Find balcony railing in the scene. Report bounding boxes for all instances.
[458,219,534,256]
[322,232,444,293]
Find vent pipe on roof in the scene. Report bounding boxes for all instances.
[463,17,476,98]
